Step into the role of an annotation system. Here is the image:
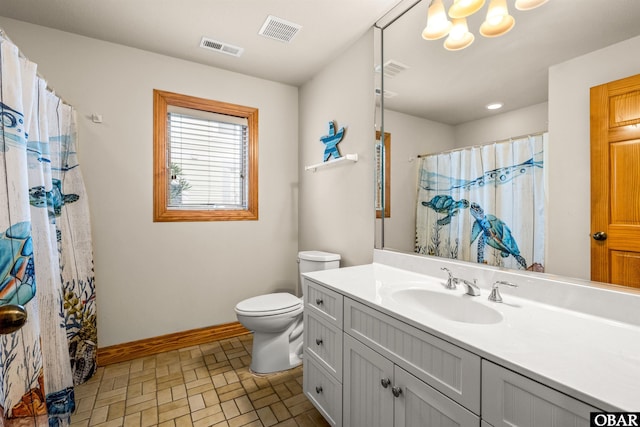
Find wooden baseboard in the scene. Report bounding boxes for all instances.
[97,321,250,366]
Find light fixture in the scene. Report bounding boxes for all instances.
[423,0,548,50]
[515,0,549,10]
[422,0,453,40]
[449,0,485,18]
[486,102,504,110]
[479,0,515,37]
[444,18,475,50]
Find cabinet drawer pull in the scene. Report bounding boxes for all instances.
[315,386,323,394]
[315,298,324,306]
[380,378,391,388]
[315,338,323,346]
[392,386,403,398]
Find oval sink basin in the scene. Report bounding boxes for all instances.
[391,288,503,324]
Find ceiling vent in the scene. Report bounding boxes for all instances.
[375,88,398,98]
[199,37,244,57]
[375,60,409,78]
[258,15,302,43]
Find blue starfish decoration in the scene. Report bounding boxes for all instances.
[320,121,346,162]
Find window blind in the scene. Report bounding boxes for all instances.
[167,108,248,210]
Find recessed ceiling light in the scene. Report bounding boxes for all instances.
[486,102,504,110]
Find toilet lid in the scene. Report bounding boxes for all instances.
[235,293,302,316]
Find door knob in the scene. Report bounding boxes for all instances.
[315,338,323,345]
[380,378,391,388]
[0,304,27,335]
[391,386,403,398]
[592,231,608,241]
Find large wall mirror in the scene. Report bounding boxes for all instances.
[374,0,640,282]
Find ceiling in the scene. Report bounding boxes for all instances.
[2,1,640,125]
[380,0,640,124]
[0,0,402,87]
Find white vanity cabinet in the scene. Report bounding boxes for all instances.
[304,279,480,427]
[302,276,607,427]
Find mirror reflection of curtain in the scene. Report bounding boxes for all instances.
[416,133,546,272]
[0,30,97,426]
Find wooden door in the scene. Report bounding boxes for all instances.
[591,73,640,287]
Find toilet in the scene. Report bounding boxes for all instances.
[234,250,340,374]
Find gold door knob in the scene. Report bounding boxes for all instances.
[0,305,27,335]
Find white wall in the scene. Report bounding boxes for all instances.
[0,18,300,347]
[455,102,548,148]
[379,109,455,252]
[298,30,376,267]
[547,34,640,279]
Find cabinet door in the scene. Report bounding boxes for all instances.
[344,333,394,427]
[395,366,479,427]
[482,361,598,427]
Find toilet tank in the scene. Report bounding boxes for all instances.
[298,251,340,296]
[298,251,341,273]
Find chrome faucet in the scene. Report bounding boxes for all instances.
[440,267,456,289]
[457,278,481,296]
[441,268,481,296]
[489,280,518,303]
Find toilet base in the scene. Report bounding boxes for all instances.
[248,316,303,374]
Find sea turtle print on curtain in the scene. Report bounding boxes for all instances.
[0,30,97,427]
[469,202,528,269]
[0,221,36,306]
[416,135,546,272]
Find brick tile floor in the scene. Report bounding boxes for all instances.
[70,334,329,427]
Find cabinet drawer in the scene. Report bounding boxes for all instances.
[304,311,342,379]
[304,279,343,326]
[344,298,481,415]
[482,360,599,427]
[304,355,342,427]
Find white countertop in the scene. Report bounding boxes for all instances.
[304,262,640,412]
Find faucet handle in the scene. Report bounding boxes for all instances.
[460,278,481,296]
[489,280,518,303]
[440,267,456,289]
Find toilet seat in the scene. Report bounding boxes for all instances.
[235,292,302,317]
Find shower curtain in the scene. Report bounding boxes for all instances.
[416,134,546,271]
[0,31,97,426]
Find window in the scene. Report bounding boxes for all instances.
[153,90,258,221]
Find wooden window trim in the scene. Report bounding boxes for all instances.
[153,89,258,222]
[376,131,391,219]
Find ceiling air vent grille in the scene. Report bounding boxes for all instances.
[258,15,302,43]
[375,88,398,98]
[199,37,244,57]
[375,60,409,78]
